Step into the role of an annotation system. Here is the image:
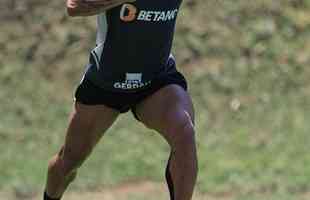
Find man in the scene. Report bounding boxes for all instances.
[44,0,198,199]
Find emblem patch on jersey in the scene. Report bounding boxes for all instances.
[114,73,151,90]
[120,4,137,22]
[120,4,178,22]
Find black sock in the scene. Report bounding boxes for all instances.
[44,191,61,200]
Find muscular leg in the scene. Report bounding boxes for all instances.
[136,84,198,200]
[45,102,119,199]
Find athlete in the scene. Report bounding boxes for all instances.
[44,0,198,200]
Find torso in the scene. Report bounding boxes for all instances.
[84,0,183,92]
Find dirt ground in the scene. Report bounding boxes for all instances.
[4,181,310,200]
[1,181,224,200]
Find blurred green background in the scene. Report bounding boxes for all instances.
[1,0,310,199]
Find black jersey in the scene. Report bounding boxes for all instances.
[84,0,182,92]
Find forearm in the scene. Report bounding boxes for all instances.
[67,7,104,17]
[66,0,104,17]
[66,0,135,17]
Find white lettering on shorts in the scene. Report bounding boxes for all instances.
[113,73,151,90]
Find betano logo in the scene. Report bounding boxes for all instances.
[120,4,178,22]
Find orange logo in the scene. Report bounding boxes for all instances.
[120,4,137,22]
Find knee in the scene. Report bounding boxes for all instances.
[165,112,199,173]
[164,111,196,151]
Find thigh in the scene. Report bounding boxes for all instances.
[135,84,195,143]
[61,102,119,167]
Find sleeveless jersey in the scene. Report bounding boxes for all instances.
[84,0,182,92]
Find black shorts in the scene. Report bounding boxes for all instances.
[74,71,188,117]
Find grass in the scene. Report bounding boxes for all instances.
[1,0,310,199]
[1,64,310,199]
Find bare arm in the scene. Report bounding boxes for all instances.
[66,0,135,17]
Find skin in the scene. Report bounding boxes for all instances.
[45,1,198,199]
[66,0,135,16]
[45,103,119,198]
[135,85,198,200]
